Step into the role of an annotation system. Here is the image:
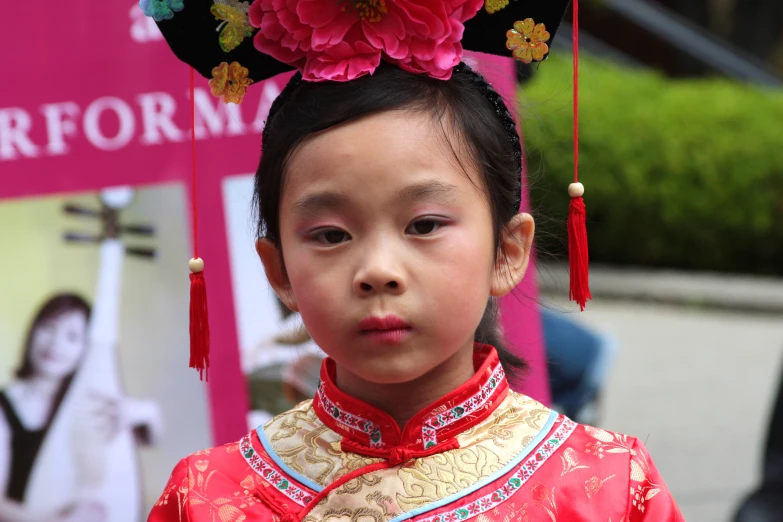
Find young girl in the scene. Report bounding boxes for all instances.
[146,0,684,520]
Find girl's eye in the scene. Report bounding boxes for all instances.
[407,219,443,236]
[312,229,350,245]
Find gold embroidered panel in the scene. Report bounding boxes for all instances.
[296,392,552,521]
[263,400,384,487]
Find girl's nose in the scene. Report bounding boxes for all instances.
[353,248,406,297]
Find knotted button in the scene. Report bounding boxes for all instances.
[388,447,414,466]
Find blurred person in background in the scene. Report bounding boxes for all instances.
[734,351,783,522]
[0,293,162,522]
[282,352,327,407]
[543,308,617,426]
[245,302,326,429]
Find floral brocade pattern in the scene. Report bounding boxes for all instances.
[149,408,684,522]
[417,418,578,522]
[396,445,504,511]
[149,350,684,521]
[149,444,268,522]
[582,426,667,518]
[265,400,384,487]
[422,364,505,448]
[239,434,316,506]
[316,381,385,448]
[300,391,558,521]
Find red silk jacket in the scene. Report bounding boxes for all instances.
[150,346,684,521]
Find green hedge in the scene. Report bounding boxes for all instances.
[522,54,783,275]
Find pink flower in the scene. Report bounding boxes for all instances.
[248,0,484,81]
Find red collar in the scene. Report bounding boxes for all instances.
[312,344,509,458]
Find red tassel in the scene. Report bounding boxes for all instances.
[189,266,210,381]
[188,67,210,379]
[568,0,590,310]
[568,196,591,311]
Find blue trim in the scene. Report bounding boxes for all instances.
[389,409,560,522]
[255,426,325,493]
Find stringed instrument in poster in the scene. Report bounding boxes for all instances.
[24,187,156,522]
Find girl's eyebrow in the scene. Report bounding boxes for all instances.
[292,180,459,218]
[292,191,347,219]
[395,180,459,206]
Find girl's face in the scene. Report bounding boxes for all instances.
[30,311,88,379]
[260,110,531,385]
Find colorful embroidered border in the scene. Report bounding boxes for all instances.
[239,434,315,506]
[316,381,384,448]
[418,417,577,522]
[421,364,506,449]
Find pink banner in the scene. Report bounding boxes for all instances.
[3,0,548,458]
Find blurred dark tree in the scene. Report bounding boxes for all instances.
[660,0,783,71]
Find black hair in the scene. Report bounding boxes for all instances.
[16,293,91,379]
[253,62,528,375]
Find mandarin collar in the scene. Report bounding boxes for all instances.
[312,344,508,457]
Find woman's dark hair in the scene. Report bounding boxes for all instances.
[253,62,528,375]
[16,293,91,379]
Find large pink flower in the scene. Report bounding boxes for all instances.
[248,0,483,81]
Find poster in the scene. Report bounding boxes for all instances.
[0,184,211,517]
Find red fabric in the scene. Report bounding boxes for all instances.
[313,344,508,452]
[148,418,683,521]
[148,431,309,522]
[421,420,684,521]
[568,196,591,310]
[188,271,210,381]
[339,437,460,464]
[148,346,682,521]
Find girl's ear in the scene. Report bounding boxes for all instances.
[490,213,535,297]
[256,238,299,312]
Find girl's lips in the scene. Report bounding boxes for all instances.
[360,328,412,344]
[358,315,412,345]
[358,315,411,331]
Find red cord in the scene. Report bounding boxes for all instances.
[572,0,579,184]
[189,67,210,380]
[190,68,199,259]
[567,0,591,310]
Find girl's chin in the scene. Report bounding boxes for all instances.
[341,357,439,385]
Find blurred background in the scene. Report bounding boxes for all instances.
[516,1,783,520]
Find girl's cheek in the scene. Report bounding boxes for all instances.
[290,265,339,306]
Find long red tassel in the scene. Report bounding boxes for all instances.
[188,67,210,380]
[568,196,590,309]
[189,270,210,380]
[568,0,591,311]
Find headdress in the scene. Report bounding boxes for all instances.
[141,0,586,377]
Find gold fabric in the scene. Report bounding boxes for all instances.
[264,391,551,521]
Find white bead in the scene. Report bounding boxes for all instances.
[189,258,205,273]
[568,182,585,198]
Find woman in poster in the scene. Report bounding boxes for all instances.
[0,289,163,521]
[0,293,105,521]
